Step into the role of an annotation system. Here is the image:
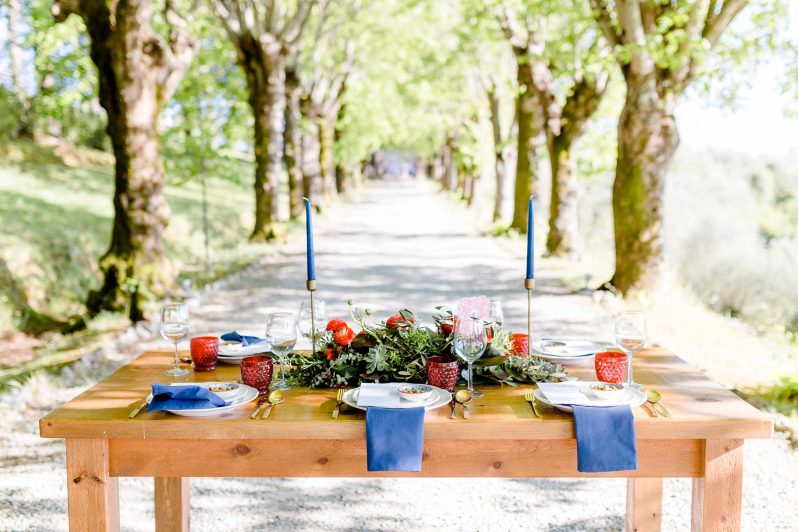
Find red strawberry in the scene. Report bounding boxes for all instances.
[326,319,347,332]
[333,326,355,346]
[386,313,414,330]
[325,348,337,361]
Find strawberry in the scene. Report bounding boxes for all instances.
[333,326,355,347]
[326,319,347,332]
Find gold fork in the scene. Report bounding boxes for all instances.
[332,388,345,419]
[523,388,541,418]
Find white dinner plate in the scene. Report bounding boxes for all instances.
[343,385,451,412]
[533,382,646,413]
[147,383,259,417]
[531,339,606,363]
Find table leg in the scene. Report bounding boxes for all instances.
[691,439,743,532]
[155,477,190,532]
[625,478,662,531]
[65,439,119,532]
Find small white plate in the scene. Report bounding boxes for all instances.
[533,382,646,413]
[343,385,451,412]
[147,384,259,417]
[531,339,605,363]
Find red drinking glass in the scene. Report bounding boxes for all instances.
[240,355,273,393]
[595,351,628,384]
[426,355,460,392]
[190,336,219,372]
[510,333,529,357]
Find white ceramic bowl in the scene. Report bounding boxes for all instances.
[398,384,434,403]
[202,382,241,401]
[589,382,626,401]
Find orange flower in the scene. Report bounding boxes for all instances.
[333,327,355,347]
[325,348,337,361]
[386,313,414,330]
[326,319,347,332]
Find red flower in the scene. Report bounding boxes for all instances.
[326,319,347,332]
[333,327,355,346]
[386,313,414,330]
[325,348,337,361]
[438,322,453,337]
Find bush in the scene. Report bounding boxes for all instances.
[0,88,26,139]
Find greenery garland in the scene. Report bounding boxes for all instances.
[289,302,567,388]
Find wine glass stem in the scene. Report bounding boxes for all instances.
[627,353,633,385]
[173,341,180,371]
[467,362,474,393]
[280,356,286,384]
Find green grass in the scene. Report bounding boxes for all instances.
[742,376,798,418]
[0,137,265,345]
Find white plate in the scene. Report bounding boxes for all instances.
[218,341,270,357]
[343,385,451,412]
[533,382,646,413]
[147,384,259,417]
[531,339,605,362]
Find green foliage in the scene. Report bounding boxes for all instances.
[0,88,26,139]
[745,375,798,417]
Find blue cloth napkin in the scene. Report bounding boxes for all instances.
[366,407,425,472]
[220,331,265,347]
[147,383,228,412]
[572,405,637,473]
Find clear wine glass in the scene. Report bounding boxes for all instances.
[266,312,297,390]
[614,311,647,388]
[160,302,190,377]
[453,315,488,398]
[298,299,326,350]
[489,299,504,330]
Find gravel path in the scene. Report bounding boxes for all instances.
[2,178,796,531]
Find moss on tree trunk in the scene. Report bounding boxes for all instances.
[284,67,304,220]
[510,59,538,233]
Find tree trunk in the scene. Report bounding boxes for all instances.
[610,74,678,294]
[284,67,304,219]
[545,76,606,257]
[318,114,336,204]
[300,98,324,210]
[334,101,348,195]
[488,87,508,223]
[237,37,286,242]
[55,0,195,321]
[510,57,538,233]
[7,0,25,100]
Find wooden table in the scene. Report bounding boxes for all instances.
[40,348,772,531]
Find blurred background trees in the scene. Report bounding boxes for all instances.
[0,0,796,360]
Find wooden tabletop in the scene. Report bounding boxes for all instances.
[39,348,772,441]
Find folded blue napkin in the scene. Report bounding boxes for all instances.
[220,331,265,347]
[147,383,228,412]
[366,407,425,472]
[572,405,637,473]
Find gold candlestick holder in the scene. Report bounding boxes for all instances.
[307,280,317,357]
[525,277,535,349]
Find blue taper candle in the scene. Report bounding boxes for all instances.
[526,196,534,279]
[304,198,316,281]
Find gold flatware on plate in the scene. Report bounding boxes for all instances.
[128,400,148,419]
[523,388,541,418]
[249,394,269,419]
[332,388,345,419]
[261,389,286,419]
[647,389,671,418]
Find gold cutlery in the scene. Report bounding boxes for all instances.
[523,388,541,418]
[455,390,473,419]
[449,398,457,419]
[249,394,270,419]
[261,389,286,419]
[647,389,671,418]
[641,402,658,417]
[128,400,148,419]
[332,388,345,419]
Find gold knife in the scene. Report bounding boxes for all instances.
[128,400,148,419]
[332,388,344,419]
